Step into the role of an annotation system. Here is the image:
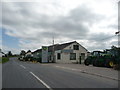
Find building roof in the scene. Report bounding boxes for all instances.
[32,49,42,54]
[48,41,77,52]
[33,41,88,53]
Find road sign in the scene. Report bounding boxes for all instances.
[42,46,48,63]
[62,49,73,53]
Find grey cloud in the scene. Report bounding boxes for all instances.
[53,17,88,34]
[110,40,118,46]
[108,25,118,29]
[118,1,120,22]
[2,2,113,51]
[82,33,118,51]
[68,5,104,24]
[87,33,116,42]
[31,5,105,40]
[86,43,108,51]
[2,3,91,39]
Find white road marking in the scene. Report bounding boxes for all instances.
[20,65,26,69]
[30,72,52,90]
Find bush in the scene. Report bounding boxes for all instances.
[1,57,9,63]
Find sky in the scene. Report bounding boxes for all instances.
[1,0,119,54]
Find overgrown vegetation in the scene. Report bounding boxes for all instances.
[0,57,9,63]
[0,57,2,63]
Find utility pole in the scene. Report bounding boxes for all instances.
[52,35,55,63]
[115,31,120,35]
[115,31,120,47]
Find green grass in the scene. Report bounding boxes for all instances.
[0,57,9,63]
[0,57,2,63]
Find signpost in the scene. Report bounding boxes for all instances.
[42,46,48,63]
[62,49,73,53]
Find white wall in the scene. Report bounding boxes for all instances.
[55,42,88,64]
[25,52,32,56]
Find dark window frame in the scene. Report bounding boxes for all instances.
[81,53,85,60]
[73,45,79,50]
[57,53,61,60]
[70,53,76,60]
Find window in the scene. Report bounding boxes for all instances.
[57,53,61,60]
[70,53,76,60]
[81,53,85,60]
[73,45,79,50]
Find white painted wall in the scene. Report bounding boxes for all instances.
[55,42,88,64]
[25,52,32,56]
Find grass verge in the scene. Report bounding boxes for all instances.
[0,57,9,63]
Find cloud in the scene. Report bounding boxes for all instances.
[2,45,20,54]
[2,2,103,38]
[1,0,118,53]
[77,32,118,51]
[87,33,116,42]
[118,1,120,23]
[68,5,104,24]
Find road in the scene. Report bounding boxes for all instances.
[2,57,118,89]
[0,63,2,90]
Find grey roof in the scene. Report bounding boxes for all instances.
[48,41,77,52]
[33,41,88,53]
[32,49,42,54]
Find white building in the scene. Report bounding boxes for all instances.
[48,41,89,64]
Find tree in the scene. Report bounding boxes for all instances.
[27,50,31,53]
[7,51,12,56]
[20,50,26,56]
[111,45,117,49]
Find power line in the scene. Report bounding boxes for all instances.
[100,35,117,41]
[100,31,120,41]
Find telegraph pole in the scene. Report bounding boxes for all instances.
[115,31,120,35]
[115,31,120,47]
[52,35,55,63]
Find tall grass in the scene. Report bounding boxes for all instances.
[0,57,9,63]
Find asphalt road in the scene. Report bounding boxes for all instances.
[2,57,118,89]
[0,63,2,90]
